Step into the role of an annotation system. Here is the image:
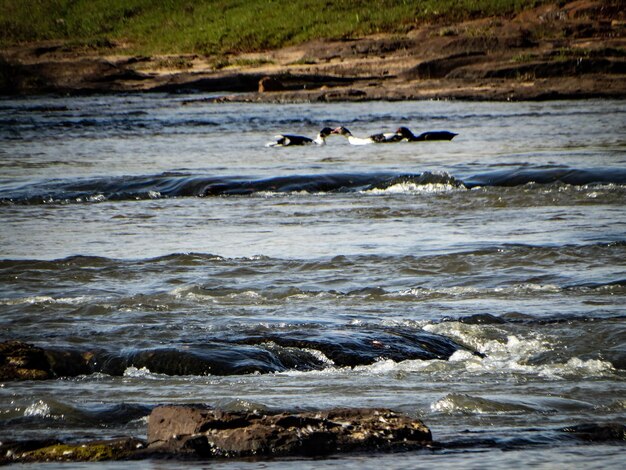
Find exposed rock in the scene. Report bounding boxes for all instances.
[148,405,432,457]
[0,340,52,380]
[233,327,465,367]
[0,439,61,464]
[15,438,146,463]
[44,348,94,377]
[0,340,92,380]
[1,327,469,380]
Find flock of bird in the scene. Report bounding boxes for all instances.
[266,126,457,147]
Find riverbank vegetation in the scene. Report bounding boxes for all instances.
[1,0,551,55]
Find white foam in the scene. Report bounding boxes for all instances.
[353,358,401,374]
[395,283,561,299]
[169,285,217,303]
[24,400,51,418]
[0,295,92,306]
[365,182,462,195]
[302,348,335,366]
[1,295,55,305]
[493,283,561,294]
[130,415,150,426]
[396,286,481,299]
[354,357,437,375]
[424,322,551,374]
[424,321,617,379]
[538,357,615,379]
[430,395,460,413]
[123,366,153,378]
[448,349,476,362]
[255,190,311,198]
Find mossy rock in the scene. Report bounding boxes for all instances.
[20,438,145,462]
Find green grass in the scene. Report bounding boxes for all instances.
[1,0,551,55]
[512,52,539,63]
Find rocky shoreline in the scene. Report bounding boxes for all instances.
[1,1,625,101]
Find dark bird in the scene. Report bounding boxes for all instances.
[265,127,333,147]
[396,127,458,142]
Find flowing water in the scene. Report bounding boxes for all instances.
[0,96,625,468]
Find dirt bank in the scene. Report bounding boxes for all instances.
[1,1,624,101]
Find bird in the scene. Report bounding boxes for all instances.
[265,127,333,147]
[395,126,458,142]
[331,126,403,145]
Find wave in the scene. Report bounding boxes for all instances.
[430,393,595,415]
[0,399,151,442]
[6,400,150,426]
[464,167,626,188]
[1,167,624,204]
[2,242,624,302]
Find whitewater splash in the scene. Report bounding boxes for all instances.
[424,322,617,379]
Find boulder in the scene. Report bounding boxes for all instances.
[148,405,431,457]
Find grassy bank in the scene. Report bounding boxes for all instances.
[1,0,550,55]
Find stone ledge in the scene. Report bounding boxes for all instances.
[147,406,432,458]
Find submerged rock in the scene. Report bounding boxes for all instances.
[562,423,626,441]
[231,327,467,368]
[147,405,432,457]
[1,326,472,380]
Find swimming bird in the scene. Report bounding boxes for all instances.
[331,126,403,145]
[395,126,458,142]
[265,127,333,147]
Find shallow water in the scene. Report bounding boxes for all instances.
[0,96,625,467]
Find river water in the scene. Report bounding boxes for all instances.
[0,96,624,468]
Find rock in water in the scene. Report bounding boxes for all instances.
[9,438,146,463]
[148,405,432,457]
[0,340,93,380]
[0,341,52,380]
